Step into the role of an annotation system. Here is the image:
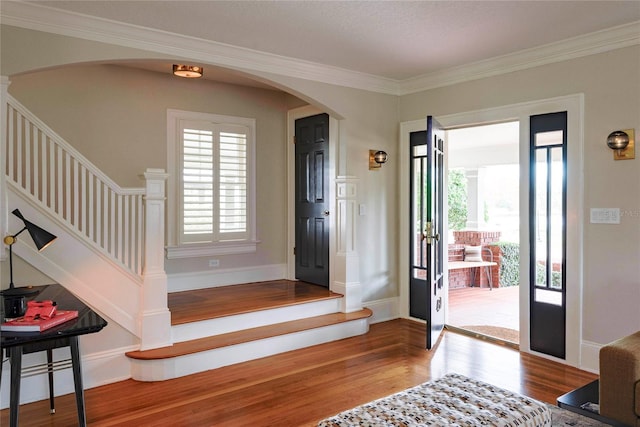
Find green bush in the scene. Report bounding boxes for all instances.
[448,170,467,230]
[535,263,562,289]
[493,242,519,287]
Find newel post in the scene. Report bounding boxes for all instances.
[139,168,171,350]
[0,76,11,261]
[333,176,362,312]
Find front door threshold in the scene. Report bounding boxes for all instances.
[445,324,519,350]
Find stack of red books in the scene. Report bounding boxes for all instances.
[1,300,78,332]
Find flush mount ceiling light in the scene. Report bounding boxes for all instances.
[173,64,203,78]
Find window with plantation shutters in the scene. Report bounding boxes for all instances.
[167,110,256,258]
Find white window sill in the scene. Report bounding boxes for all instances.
[166,241,259,259]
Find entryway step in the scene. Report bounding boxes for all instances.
[168,280,342,325]
[127,308,372,360]
[126,308,372,381]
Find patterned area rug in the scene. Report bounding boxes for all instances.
[318,373,611,426]
[546,404,610,426]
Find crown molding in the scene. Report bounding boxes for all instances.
[2,2,638,96]
[0,1,400,95]
[399,20,640,95]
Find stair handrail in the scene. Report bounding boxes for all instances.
[5,94,146,278]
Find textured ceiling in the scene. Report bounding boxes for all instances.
[25,1,640,80]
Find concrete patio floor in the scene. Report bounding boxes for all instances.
[447,285,520,343]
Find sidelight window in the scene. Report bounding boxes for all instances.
[530,115,567,306]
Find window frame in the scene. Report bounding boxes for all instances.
[166,109,257,259]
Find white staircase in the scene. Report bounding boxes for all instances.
[127,291,371,381]
[1,89,171,349]
[1,84,371,383]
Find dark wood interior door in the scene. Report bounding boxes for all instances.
[295,113,330,287]
[409,116,446,349]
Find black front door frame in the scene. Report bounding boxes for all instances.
[399,94,584,368]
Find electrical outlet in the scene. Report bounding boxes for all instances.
[209,259,220,268]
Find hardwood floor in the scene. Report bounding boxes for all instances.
[168,280,341,325]
[1,320,596,427]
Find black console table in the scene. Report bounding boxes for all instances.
[1,284,107,427]
[557,379,628,427]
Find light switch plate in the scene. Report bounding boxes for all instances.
[590,208,620,224]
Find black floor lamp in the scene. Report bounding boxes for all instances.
[2,209,57,317]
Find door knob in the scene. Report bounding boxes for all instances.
[323,210,330,216]
[425,222,440,244]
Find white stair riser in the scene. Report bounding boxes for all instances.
[131,318,369,381]
[171,298,341,343]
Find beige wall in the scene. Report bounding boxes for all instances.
[249,72,401,301]
[1,24,401,305]
[400,45,640,344]
[7,64,300,274]
[3,23,639,348]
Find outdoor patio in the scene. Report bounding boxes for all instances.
[447,285,519,344]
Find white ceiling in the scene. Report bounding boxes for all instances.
[3,1,638,93]
[24,0,640,81]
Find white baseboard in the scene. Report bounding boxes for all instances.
[0,345,135,409]
[365,296,400,324]
[580,340,602,374]
[167,264,287,292]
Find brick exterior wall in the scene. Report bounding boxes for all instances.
[449,230,502,289]
[452,230,501,246]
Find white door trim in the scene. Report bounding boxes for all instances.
[399,93,585,368]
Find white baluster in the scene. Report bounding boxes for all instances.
[25,121,32,194]
[7,106,15,181]
[16,114,23,187]
[34,130,40,201]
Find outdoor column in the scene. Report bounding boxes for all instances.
[465,168,486,229]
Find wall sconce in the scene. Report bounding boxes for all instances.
[1,209,57,317]
[173,64,203,78]
[606,129,635,160]
[369,150,388,170]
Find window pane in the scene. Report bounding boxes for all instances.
[549,148,564,289]
[412,158,426,268]
[413,145,427,157]
[183,128,214,235]
[534,149,548,287]
[219,131,247,234]
[535,130,563,147]
[535,288,562,306]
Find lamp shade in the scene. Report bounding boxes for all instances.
[606,131,630,151]
[374,150,388,164]
[11,209,57,251]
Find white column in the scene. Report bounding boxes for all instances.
[333,176,362,312]
[465,168,486,229]
[0,77,11,262]
[139,168,171,350]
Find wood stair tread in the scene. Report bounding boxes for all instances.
[126,308,372,360]
[169,280,343,325]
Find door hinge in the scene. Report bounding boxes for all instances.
[293,136,296,144]
[293,247,296,255]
